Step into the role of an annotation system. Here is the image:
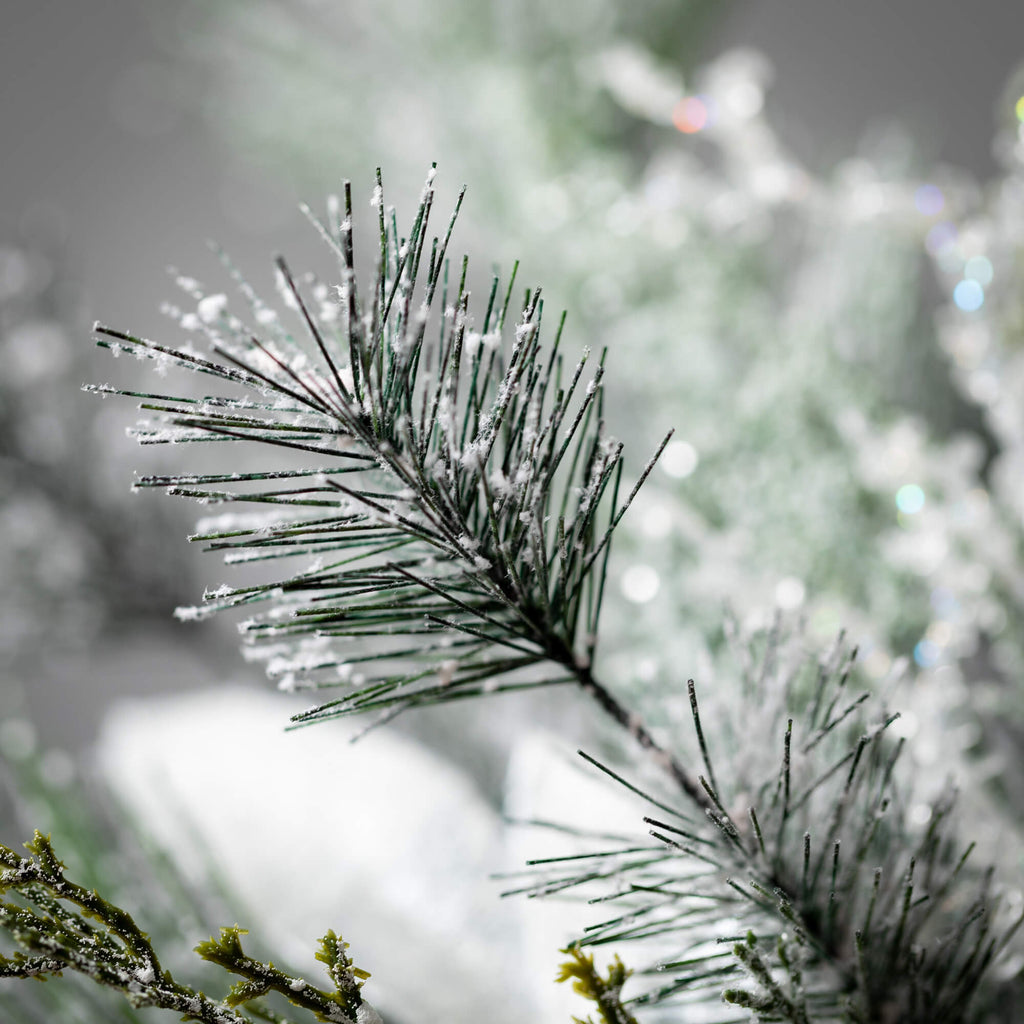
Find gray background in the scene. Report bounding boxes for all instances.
[3,0,1023,752]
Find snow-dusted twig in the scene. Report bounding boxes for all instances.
[0,831,380,1024]
[91,167,710,811]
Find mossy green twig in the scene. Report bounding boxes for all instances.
[0,832,377,1024]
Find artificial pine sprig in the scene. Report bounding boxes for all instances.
[556,944,639,1024]
[90,167,709,809]
[0,739,251,1023]
[0,832,378,1024]
[723,930,809,1023]
[197,926,371,1022]
[80,167,1022,1020]
[514,626,1022,1022]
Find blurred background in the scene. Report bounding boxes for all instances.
[4,0,1024,752]
[4,2,1024,1019]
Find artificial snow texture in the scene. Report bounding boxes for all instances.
[96,688,643,1023]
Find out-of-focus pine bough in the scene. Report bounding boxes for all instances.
[513,624,1024,1022]
[0,169,1015,1021]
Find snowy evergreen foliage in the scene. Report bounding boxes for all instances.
[518,627,1022,1022]
[0,830,378,1024]
[0,738,240,1023]
[1,170,1021,1022]
[88,168,701,799]
[183,6,1024,844]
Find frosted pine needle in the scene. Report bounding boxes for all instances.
[90,167,708,806]
[513,629,1023,1022]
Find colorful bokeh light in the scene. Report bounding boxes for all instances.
[964,255,993,286]
[672,96,710,134]
[953,278,985,312]
[896,483,925,515]
[925,221,957,256]
[913,638,940,668]
[914,184,944,217]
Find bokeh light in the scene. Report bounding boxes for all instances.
[925,221,957,256]
[719,77,764,120]
[926,620,954,647]
[672,96,711,134]
[896,483,925,515]
[953,278,985,312]
[774,576,806,609]
[621,564,661,604]
[913,638,940,667]
[661,440,699,478]
[964,255,994,286]
[914,184,944,217]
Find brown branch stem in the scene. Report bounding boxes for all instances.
[569,660,712,815]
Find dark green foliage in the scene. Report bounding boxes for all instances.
[88,167,708,808]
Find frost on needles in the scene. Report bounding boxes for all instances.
[88,165,704,806]
[0,167,1014,1022]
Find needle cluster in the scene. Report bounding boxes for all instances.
[513,627,1022,1022]
[0,168,1012,1022]
[88,167,667,742]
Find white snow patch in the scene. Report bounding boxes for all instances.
[356,1002,384,1024]
[97,688,544,1024]
[134,964,156,985]
[173,604,215,622]
[197,293,228,323]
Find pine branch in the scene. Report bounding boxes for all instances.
[82,165,1022,1020]
[92,167,709,811]
[515,627,1022,1022]
[0,832,378,1024]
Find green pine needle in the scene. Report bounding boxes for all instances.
[92,166,709,809]
[517,628,1021,1021]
